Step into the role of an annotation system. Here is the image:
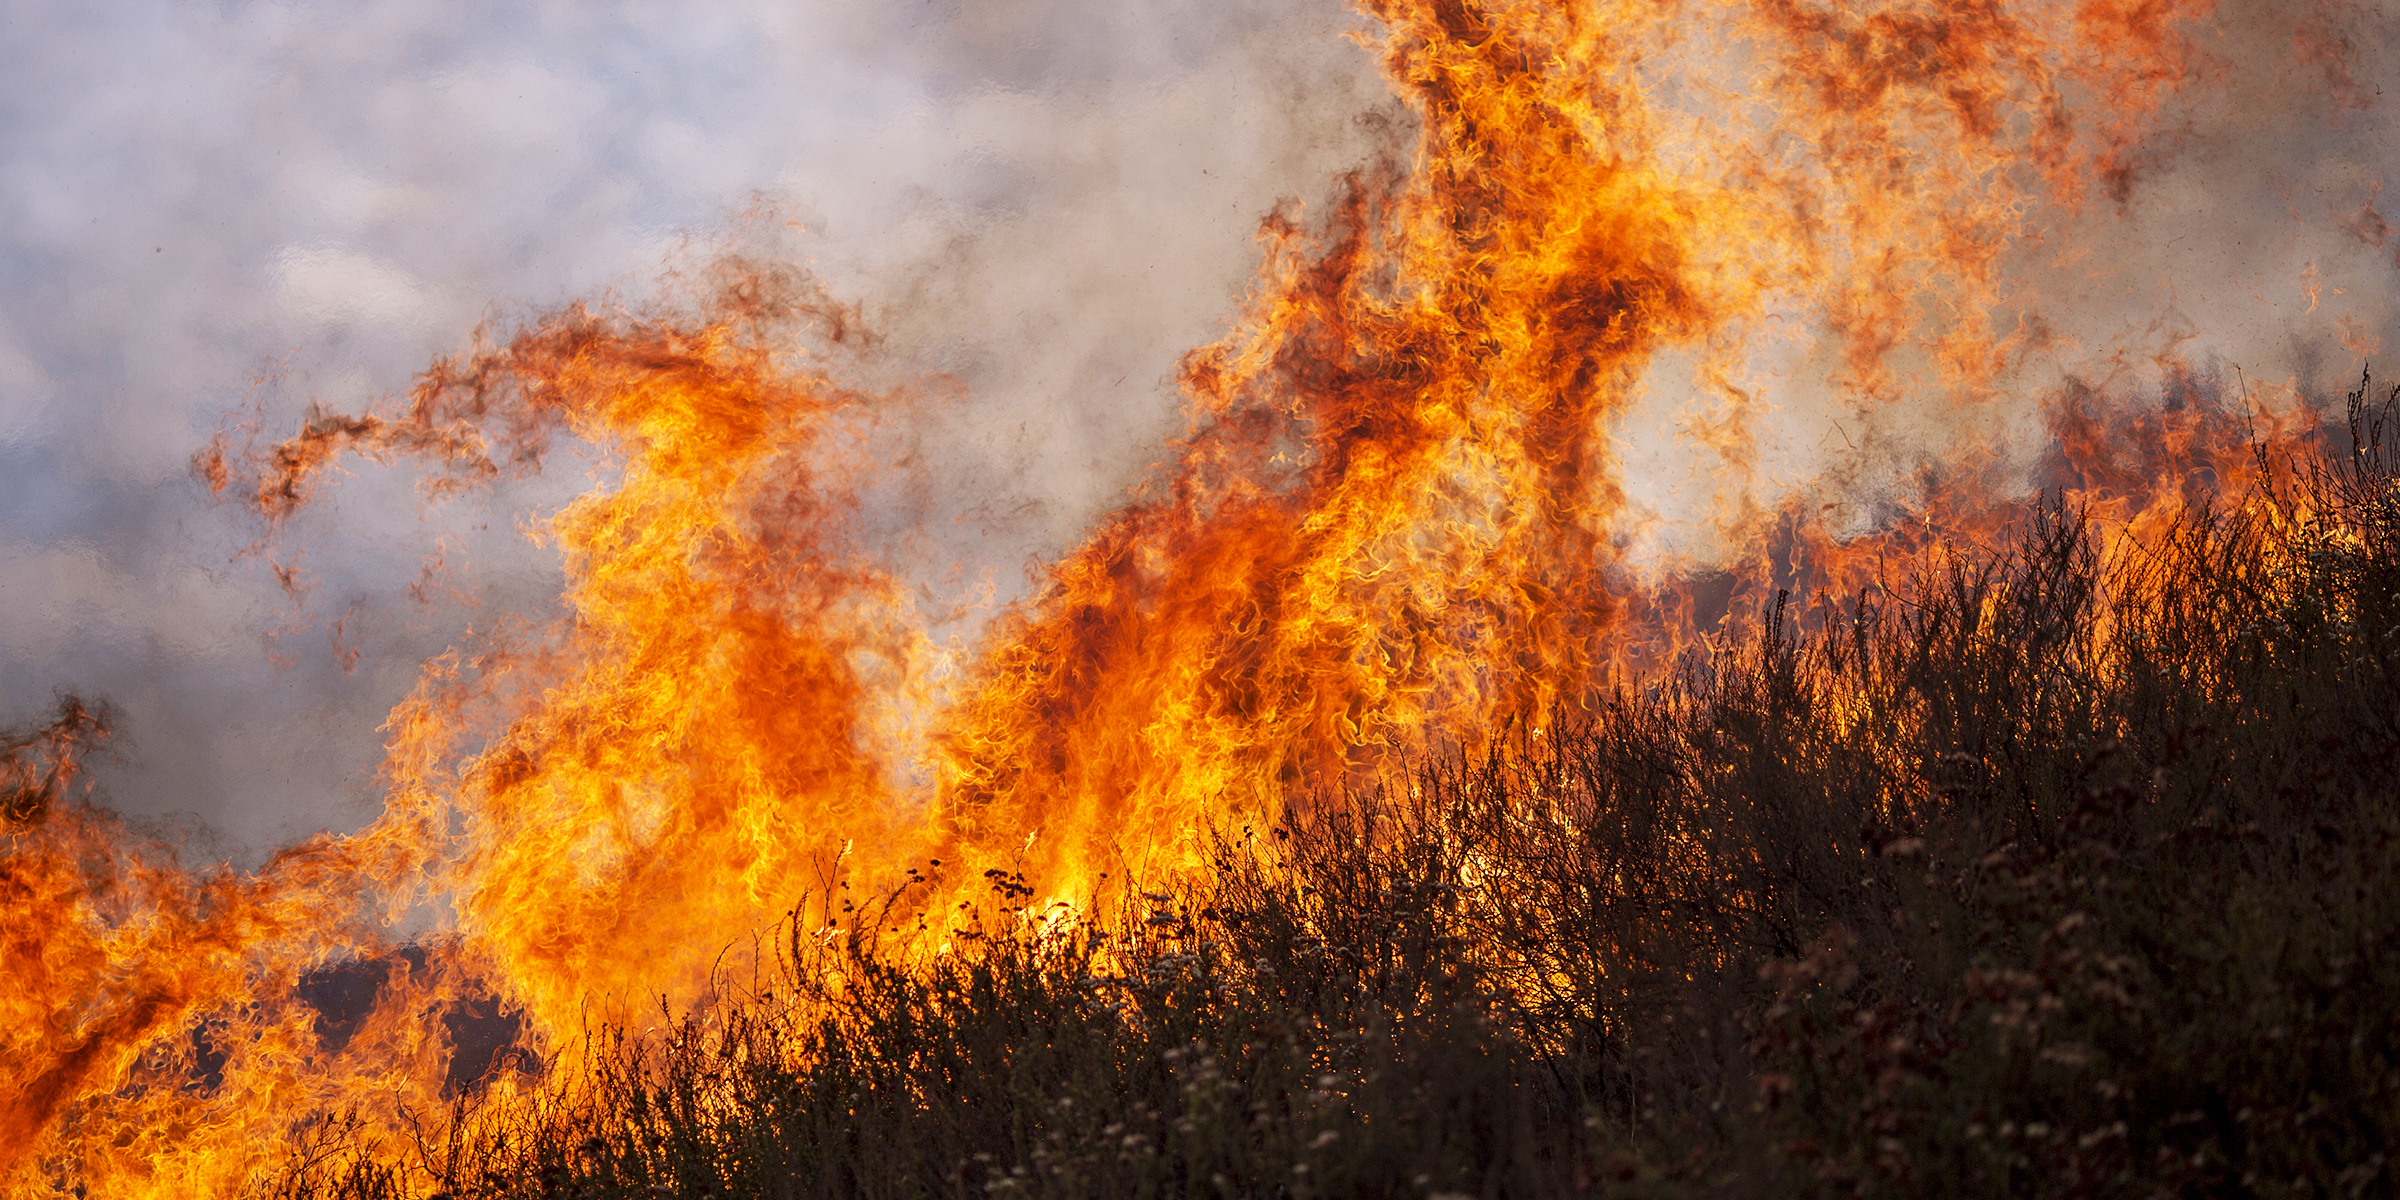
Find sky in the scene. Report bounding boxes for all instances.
[0,0,1392,851]
[2,0,2396,859]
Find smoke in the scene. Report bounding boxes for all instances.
[1606,0,2400,572]
[0,0,1390,855]
[5,0,2395,860]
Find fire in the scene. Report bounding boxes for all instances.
[4,0,2370,1193]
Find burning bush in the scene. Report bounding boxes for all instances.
[6,0,2392,1194]
[258,376,2400,1199]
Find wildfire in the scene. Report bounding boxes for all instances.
[2,0,2374,1194]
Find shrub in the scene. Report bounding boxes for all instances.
[235,373,2400,1198]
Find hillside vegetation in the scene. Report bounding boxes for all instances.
[242,376,2400,1198]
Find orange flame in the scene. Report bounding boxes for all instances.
[9,0,2358,1193]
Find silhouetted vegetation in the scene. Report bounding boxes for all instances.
[244,374,2400,1197]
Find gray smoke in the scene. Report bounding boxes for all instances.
[1610,0,2400,573]
[0,0,1390,855]
[4,0,2394,861]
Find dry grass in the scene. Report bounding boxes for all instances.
[37,377,2397,1200]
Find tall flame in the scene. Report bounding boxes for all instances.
[5,0,2352,1193]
